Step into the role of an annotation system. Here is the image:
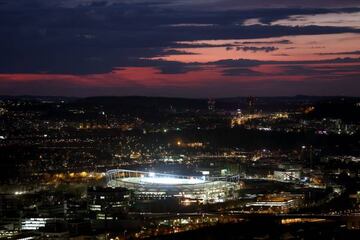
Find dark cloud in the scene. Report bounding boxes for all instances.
[239,40,292,44]
[236,46,279,52]
[1,1,360,75]
[211,57,360,66]
[171,0,360,10]
[318,50,360,55]
[222,68,262,77]
[0,0,360,96]
[158,49,199,56]
[211,58,360,84]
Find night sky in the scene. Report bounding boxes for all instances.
[1,0,360,97]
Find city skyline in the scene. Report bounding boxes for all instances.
[1,0,360,97]
[1,3,360,238]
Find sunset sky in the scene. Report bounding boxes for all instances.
[1,0,360,97]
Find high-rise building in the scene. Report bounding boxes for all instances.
[208,99,216,112]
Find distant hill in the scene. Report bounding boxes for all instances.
[71,96,208,113]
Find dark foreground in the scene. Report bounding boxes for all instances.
[149,218,360,240]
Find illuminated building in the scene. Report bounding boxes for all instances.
[21,218,51,230]
[87,187,131,221]
[87,187,132,230]
[106,169,240,203]
[274,170,301,182]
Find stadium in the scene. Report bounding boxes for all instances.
[106,169,241,203]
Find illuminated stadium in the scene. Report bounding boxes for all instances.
[106,169,241,203]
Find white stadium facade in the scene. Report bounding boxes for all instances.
[106,169,241,203]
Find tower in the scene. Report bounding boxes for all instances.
[208,98,216,112]
[246,96,255,113]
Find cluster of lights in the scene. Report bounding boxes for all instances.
[139,175,206,185]
[14,191,26,195]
